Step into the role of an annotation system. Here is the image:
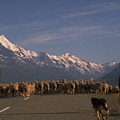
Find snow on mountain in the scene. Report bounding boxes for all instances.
[51,53,103,73]
[0,35,38,58]
[35,52,118,79]
[0,35,119,82]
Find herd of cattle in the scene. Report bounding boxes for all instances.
[0,80,119,98]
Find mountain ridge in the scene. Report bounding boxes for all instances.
[0,35,38,58]
[0,35,119,83]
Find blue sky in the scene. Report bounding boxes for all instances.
[0,0,120,63]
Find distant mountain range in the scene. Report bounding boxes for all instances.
[0,35,119,83]
[100,63,120,84]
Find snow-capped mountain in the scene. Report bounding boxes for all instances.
[0,35,119,83]
[0,35,38,58]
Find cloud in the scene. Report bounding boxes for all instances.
[58,25,107,38]
[22,33,63,45]
[21,23,120,47]
[21,25,106,45]
[63,2,120,18]
[0,20,50,35]
[21,21,49,30]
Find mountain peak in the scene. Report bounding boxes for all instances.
[0,35,38,58]
[62,53,70,56]
[0,35,19,51]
